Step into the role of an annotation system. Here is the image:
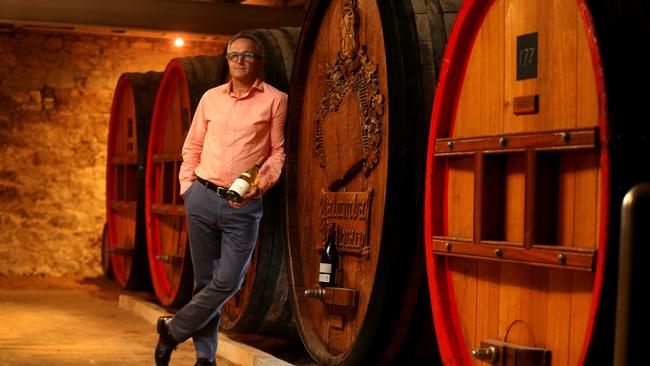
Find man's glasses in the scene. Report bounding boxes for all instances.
[226,51,260,62]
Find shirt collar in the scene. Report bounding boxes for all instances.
[223,78,264,96]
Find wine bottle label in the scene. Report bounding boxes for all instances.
[229,177,251,196]
[319,273,331,283]
[319,263,332,273]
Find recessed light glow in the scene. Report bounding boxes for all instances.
[174,37,185,47]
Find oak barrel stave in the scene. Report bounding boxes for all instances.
[101,222,112,278]
[106,71,162,290]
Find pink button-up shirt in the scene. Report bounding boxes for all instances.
[179,79,287,195]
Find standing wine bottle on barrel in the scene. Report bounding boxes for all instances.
[319,223,339,288]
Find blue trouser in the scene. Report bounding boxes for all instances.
[168,179,262,359]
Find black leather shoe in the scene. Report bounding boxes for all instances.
[194,358,216,366]
[155,316,178,366]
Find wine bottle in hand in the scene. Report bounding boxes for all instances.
[227,156,266,202]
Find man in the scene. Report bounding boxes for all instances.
[154,33,287,366]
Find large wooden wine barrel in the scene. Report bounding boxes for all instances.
[284,0,460,364]
[146,28,301,339]
[424,0,615,364]
[106,71,162,289]
[145,55,226,307]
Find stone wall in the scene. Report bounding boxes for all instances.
[0,29,225,276]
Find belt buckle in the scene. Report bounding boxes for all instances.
[216,186,227,197]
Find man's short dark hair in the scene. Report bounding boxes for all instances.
[227,32,265,61]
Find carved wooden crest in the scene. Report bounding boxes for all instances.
[314,0,384,189]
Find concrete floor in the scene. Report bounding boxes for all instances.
[0,275,315,366]
[0,287,234,366]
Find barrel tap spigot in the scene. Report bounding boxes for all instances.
[304,285,326,300]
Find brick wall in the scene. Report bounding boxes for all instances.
[0,29,225,276]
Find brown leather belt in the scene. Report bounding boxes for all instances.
[196,177,229,199]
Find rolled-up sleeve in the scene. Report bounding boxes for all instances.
[257,93,287,193]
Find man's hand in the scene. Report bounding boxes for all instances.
[229,185,262,208]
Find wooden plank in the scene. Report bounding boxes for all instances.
[163,84,180,157]
[150,203,185,216]
[109,155,138,165]
[474,152,484,243]
[157,163,165,205]
[504,0,540,134]
[453,27,482,138]
[480,0,505,137]
[528,266,549,356]
[547,0,578,130]
[449,257,478,361]
[109,200,137,212]
[150,153,182,163]
[573,154,599,251]
[432,239,595,271]
[176,82,190,158]
[125,87,136,155]
[569,270,594,365]
[475,261,501,363]
[115,85,133,156]
[109,246,134,257]
[545,268,573,365]
[434,127,597,154]
[576,10,599,128]
[503,153,526,243]
[318,286,360,307]
[524,149,535,246]
[557,153,576,247]
[451,0,504,138]
[497,263,535,349]
[447,157,475,239]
